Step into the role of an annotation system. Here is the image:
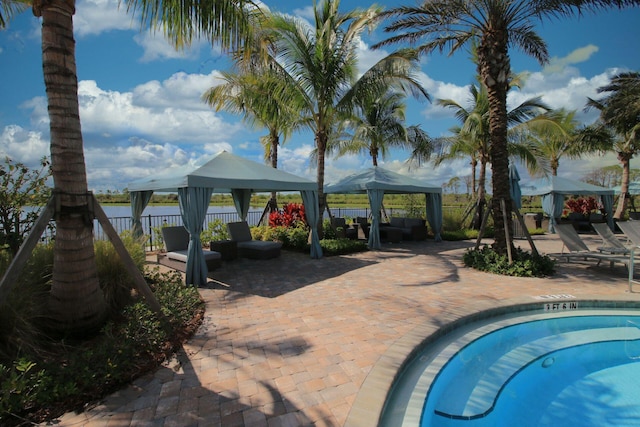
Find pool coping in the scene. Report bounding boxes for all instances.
[344,294,640,427]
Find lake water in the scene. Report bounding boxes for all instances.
[102,205,250,218]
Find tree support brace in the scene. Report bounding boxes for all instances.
[0,194,166,325]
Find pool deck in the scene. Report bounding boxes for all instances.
[50,234,640,427]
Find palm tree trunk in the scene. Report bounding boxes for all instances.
[35,0,106,335]
[472,158,488,229]
[269,131,279,213]
[316,129,328,238]
[471,158,477,195]
[478,33,512,254]
[615,152,632,219]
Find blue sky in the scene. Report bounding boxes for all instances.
[1,0,639,193]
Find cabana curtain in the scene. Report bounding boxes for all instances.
[426,192,443,242]
[130,190,153,239]
[179,187,213,286]
[301,190,322,258]
[231,189,252,220]
[367,190,384,249]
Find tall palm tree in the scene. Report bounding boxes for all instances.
[334,90,430,166]
[203,69,303,212]
[263,0,428,221]
[22,0,257,335]
[375,0,640,254]
[429,81,548,228]
[585,71,640,218]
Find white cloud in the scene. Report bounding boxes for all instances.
[543,45,600,74]
[133,32,205,63]
[510,68,621,125]
[0,125,50,166]
[132,71,223,109]
[74,0,133,37]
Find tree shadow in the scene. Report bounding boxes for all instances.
[204,250,377,298]
[86,333,332,426]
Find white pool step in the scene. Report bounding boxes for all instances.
[434,326,640,419]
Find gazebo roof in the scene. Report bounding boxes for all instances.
[128,150,317,193]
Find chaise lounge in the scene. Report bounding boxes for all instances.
[158,226,222,272]
[227,221,282,260]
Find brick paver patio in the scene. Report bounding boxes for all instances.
[49,234,639,426]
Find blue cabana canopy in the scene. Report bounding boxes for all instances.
[324,166,443,249]
[613,181,640,195]
[521,176,614,232]
[129,151,322,286]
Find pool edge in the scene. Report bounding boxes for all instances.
[343,294,640,427]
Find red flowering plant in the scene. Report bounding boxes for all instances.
[565,196,600,216]
[268,203,307,228]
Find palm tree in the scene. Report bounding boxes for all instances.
[0,0,28,27]
[518,108,582,176]
[262,0,428,222]
[585,71,640,218]
[21,0,257,335]
[203,69,303,213]
[428,81,548,228]
[334,90,430,166]
[375,0,640,254]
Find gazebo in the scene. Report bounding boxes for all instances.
[128,151,322,286]
[324,166,443,249]
[521,176,614,233]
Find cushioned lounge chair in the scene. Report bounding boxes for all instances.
[227,221,282,260]
[159,226,222,271]
[551,223,629,268]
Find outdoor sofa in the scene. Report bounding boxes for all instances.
[227,221,282,260]
[386,217,428,241]
[158,226,222,272]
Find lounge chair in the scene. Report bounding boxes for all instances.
[551,223,630,269]
[591,222,630,254]
[159,226,222,271]
[615,221,640,247]
[354,216,370,240]
[331,217,357,240]
[227,221,282,260]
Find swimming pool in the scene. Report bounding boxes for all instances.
[380,309,640,427]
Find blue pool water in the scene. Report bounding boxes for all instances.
[380,310,640,427]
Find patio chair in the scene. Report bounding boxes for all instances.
[227,221,282,260]
[615,221,640,247]
[591,222,630,255]
[159,226,222,271]
[551,223,630,269]
[331,217,357,240]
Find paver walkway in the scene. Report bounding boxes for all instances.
[49,234,639,426]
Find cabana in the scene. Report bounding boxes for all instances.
[128,151,322,286]
[521,176,614,233]
[324,166,443,249]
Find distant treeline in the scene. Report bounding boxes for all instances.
[94,190,543,210]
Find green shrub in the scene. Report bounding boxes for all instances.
[320,238,368,255]
[0,238,204,425]
[94,232,146,313]
[0,269,203,425]
[200,219,229,243]
[463,245,555,277]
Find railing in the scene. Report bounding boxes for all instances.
[35,207,375,250]
[36,206,464,251]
